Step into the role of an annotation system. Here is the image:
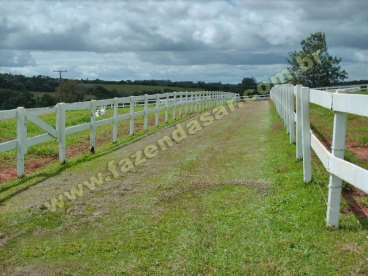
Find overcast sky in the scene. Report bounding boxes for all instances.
[0,0,367,83]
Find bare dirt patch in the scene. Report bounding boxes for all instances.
[0,132,116,184]
[348,143,368,162]
[342,190,368,223]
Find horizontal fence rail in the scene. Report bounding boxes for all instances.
[316,83,368,92]
[239,95,270,101]
[0,91,238,178]
[271,84,368,228]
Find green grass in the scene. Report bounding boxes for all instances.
[359,89,368,95]
[83,83,198,96]
[0,103,193,183]
[0,107,124,173]
[0,104,204,201]
[0,102,368,274]
[310,103,368,169]
[31,84,199,98]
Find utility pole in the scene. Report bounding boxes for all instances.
[53,70,67,82]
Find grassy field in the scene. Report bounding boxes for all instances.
[82,83,199,96]
[310,103,368,168]
[31,84,199,98]
[0,103,192,184]
[0,102,368,274]
[359,89,368,95]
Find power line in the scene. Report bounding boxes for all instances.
[53,70,68,81]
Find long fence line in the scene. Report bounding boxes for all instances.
[316,83,368,92]
[271,84,368,228]
[0,91,238,178]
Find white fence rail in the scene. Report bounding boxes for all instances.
[316,83,368,92]
[271,84,368,228]
[0,91,237,178]
[240,95,270,101]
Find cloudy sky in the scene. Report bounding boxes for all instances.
[0,0,367,83]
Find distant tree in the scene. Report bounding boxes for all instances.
[56,80,84,102]
[0,73,58,92]
[87,86,120,99]
[0,89,35,109]
[288,32,348,87]
[241,77,257,96]
[37,94,57,107]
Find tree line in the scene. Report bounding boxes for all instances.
[0,74,263,109]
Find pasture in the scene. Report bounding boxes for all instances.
[0,100,368,274]
[81,83,199,96]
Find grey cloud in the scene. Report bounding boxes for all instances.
[0,0,367,82]
[0,50,35,67]
[10,23,91,52]
[139,51,287,65]
[0,0,298,52]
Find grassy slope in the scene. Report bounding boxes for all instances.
[31,84,199,98]
[0,102,368,274]
[0,83,201,179]
[0,105,173,183]
[83,83,198,96]
[310,103,368,168]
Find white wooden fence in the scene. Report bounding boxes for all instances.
[0,91,237,178]
[271,84,368,228]
[240,95,270,101]
[316,83,367,92]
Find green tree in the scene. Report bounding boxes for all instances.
[56,80,83,103]
[288,32,348,87]
[37,94,57,107]
[241,77,257,96]
[0,89,36,109]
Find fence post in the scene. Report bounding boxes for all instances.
[56,103,66,163]
[129,96,135,135]
[155,94,160,127]
[301,87,312,183]
[199,92,203,111]
[286,86,290,133]
[289,85,296,144]
[188,92,192,113]
[184,92,188,115]
[16,107,26,177]
[280,86,286,127]
[284,86,288,131]
[164,93,168,123]
[197,92,200,111]
[143,94,149,131]
[173,92,177,120]
[178,92,182,118]
[90,100,97,153]
[326,89,347,228]
[208,92,211,110]
[295,85,303,160]
[204,92,206,109]
[192,92,196,112]
[112,98,119,143]
[190,92,193,113]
